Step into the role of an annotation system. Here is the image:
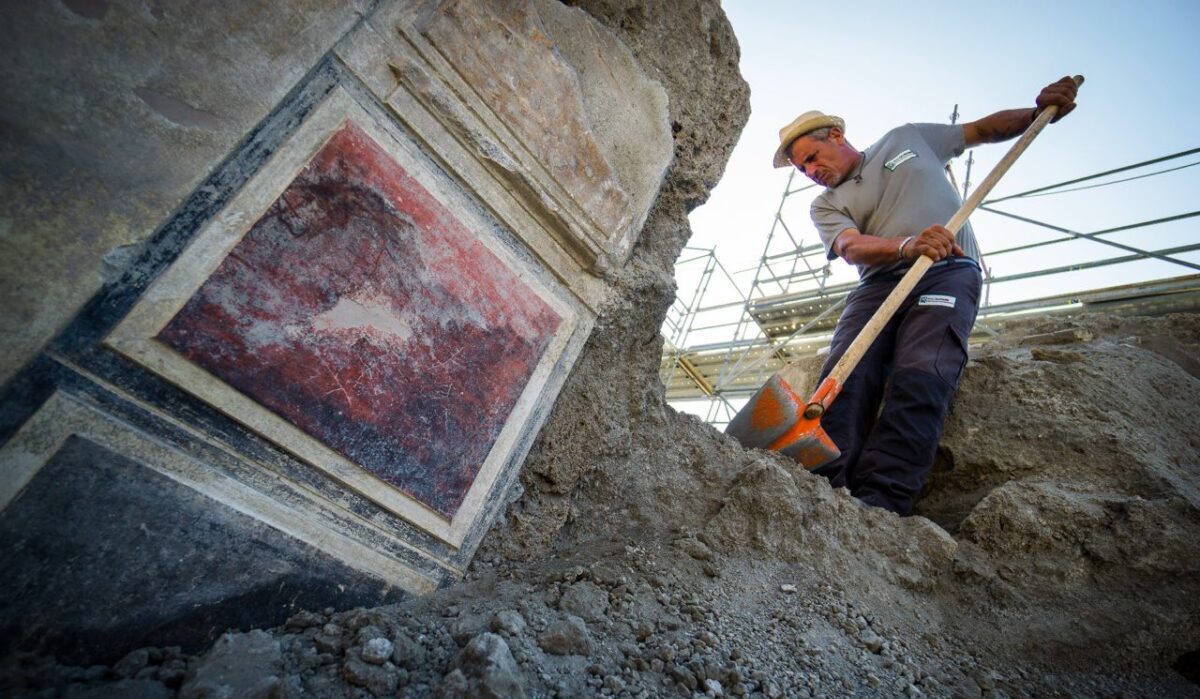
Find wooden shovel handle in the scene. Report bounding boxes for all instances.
[817,76,1084,398]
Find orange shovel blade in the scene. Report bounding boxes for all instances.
[725,375,842,470]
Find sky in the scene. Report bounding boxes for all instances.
[677,0,1200,351]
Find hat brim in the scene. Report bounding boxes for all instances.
[772,141,795,169]
[771,113,845,169]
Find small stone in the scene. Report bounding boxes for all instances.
[537,616,592,656]
[635,622,653,641]
[313,634,343,655]
[284,610,324,631]
[675,537,714,561]
[341,656,399,696]
[113,648,152,678]
[354,624,387,645]
[704,677,725,696]
[391,634,426,670]
[490,610,527,636]
[667,664,697,691]
[558,581,610,622]
[361,637,393,665]
[861,631,885,654]
[779,584,797,594]
[452,633,526,698]
[450,615,489,647]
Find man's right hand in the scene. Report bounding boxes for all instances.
[905,225,964,262]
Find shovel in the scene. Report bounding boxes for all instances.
[726,76,1083,469]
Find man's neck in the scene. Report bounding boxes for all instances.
[833,149,864,188]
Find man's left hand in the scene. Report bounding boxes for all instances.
[1035,76,1079,123]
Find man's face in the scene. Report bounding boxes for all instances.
[788,129,854,187]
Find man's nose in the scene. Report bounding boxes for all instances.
[803,162,819,177]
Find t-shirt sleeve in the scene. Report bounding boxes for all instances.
[913,123,966,164]
[811,197,857,260]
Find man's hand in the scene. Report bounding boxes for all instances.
[1035,76,1079,123]
[905,225,963,262]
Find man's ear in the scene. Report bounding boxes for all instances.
[828,126,845,144]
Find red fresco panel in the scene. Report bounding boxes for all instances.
[157,122,563,520]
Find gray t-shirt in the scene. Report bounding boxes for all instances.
[810,123,980,279]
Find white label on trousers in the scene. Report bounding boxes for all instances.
[918,294,956,308]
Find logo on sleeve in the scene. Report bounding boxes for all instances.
[884,149,917,171]
[918,294,956,308]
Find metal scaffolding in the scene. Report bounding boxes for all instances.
[660,145,1200,427]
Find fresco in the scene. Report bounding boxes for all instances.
[157,121,562,519]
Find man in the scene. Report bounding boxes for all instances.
[772,77,1079,515]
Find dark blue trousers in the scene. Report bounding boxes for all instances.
[812,258,981,515]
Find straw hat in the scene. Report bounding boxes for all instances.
[772,110,845,168]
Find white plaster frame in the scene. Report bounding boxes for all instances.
[105,86,580,549]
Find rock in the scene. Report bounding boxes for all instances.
[341,653,399,696]
[558,580,610,622]
[635,621,654,641]
[490,609,528,636]
[113,648,152,679]
[861,631,885,654]
[313,633,343,655]
[537,615,593,656]
[360,637,393,665]
[179,630,282,699]
[675,537,715,561]
[448,633,526,699]
[391,633,427,670]
[284,610,324,631]
[705,677,725,696]
[449,614,487,646]
[779,584,797,594]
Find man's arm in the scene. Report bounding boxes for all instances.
[963,76,1079,147]
[833,225,962,266]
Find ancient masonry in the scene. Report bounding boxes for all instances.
[0,0,671,664]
